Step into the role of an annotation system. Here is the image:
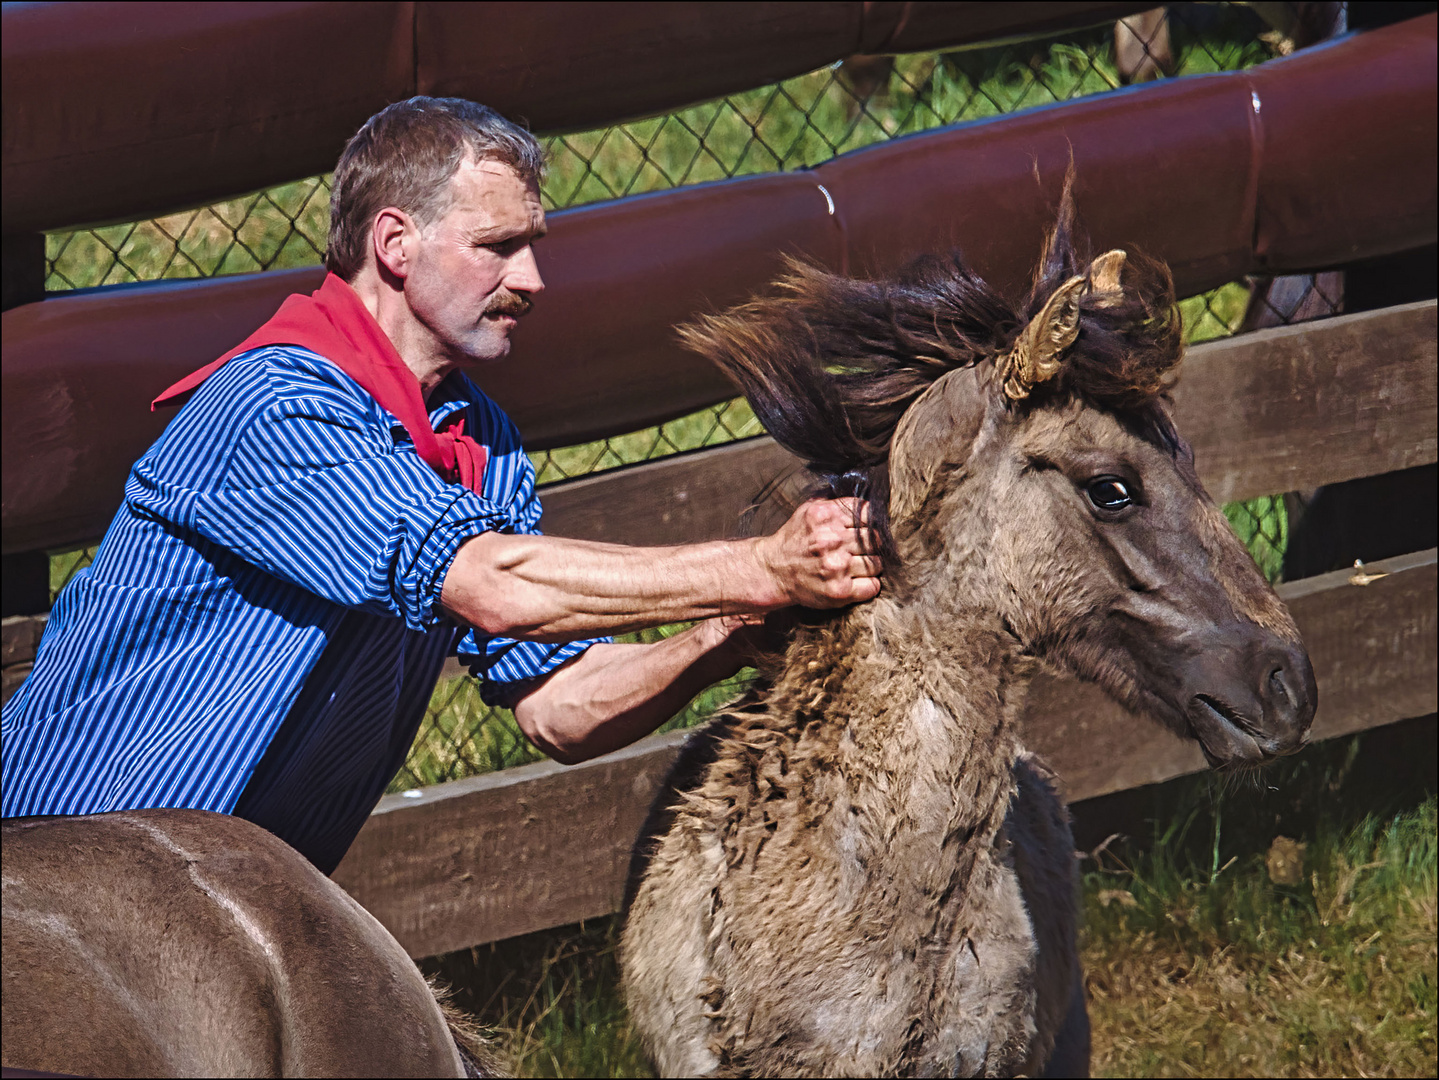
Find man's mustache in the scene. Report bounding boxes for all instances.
[485,290,533,319]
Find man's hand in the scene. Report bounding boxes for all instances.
[751,497,882,610]
[469,498,881,766]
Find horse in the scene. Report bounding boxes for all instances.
[1,809,500,1077]
[619,199,1317,1077]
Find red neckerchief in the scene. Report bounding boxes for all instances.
[152,273,487,492]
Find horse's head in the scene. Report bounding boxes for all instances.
[683,198,1315,769]
[887,264,1314,768]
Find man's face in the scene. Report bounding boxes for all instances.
[403,158,546,366]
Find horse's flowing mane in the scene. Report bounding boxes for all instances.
[679,189,1185,562]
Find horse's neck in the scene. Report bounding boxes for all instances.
[773,598,1030,879]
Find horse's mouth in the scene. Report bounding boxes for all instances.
[1188,694,1266,768]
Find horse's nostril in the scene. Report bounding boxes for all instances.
[1259,645,1317,739]
[1269,667,1297,709]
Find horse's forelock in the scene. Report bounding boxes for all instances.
[680,254,1013,566]
[680,194,1184,564]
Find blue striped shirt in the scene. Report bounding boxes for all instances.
[1,345,605,872]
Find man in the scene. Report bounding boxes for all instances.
[1,98,879,874]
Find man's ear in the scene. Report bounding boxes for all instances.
[888,365,988,524]
[371,207,413,280]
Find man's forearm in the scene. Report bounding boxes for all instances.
[443,532,783,641]
[512,620,749,764]
[441,497,879,643]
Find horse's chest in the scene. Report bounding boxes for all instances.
[712,825,1041,1076]
[922,848,1042,1075]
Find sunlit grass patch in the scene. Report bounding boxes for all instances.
[1180,281,1253,344]
[47,544,96,603]
[528,397,762,485]
[1084,797,1437,1078]
[1223,493,1288,583]
[425,919,651,1079]
[46,177,330,290]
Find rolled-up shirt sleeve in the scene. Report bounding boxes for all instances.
[127,349,520,632]
[458,631,610,707]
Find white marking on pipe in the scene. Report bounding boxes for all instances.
[816,183,837,216]
[1250,89,1262,116]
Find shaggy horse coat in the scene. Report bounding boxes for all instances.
[620,200,1315,1077]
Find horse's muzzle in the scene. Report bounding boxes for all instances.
[1186,639,1316,768]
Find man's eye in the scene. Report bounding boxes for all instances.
[1086,476,1133,511]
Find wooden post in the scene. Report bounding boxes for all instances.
[2,234,51,618]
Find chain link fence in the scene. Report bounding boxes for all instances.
[36,4,1344,789]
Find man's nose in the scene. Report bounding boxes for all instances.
[505,246,544,295]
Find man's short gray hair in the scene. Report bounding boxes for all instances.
[326,97,545,281]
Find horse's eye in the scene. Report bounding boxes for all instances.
[1086,476,1133,511]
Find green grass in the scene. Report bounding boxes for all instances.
[426,919,650,1078]
[528,397,763,485]
[1179,281,1252,344]
[419,725,1438,1077]
[44,177,332,291]
[1082,729,1439,1077]
[1085,800,1437,1077]
[1223,494,1288,583]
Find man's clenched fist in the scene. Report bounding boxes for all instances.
[752,497,883,610]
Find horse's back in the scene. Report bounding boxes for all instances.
[1,809,464,1078]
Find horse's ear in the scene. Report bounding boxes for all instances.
[888,366,988,524]
[997,247,1130,401]
[997,274,1086,401]
[1088,248,1126,297]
